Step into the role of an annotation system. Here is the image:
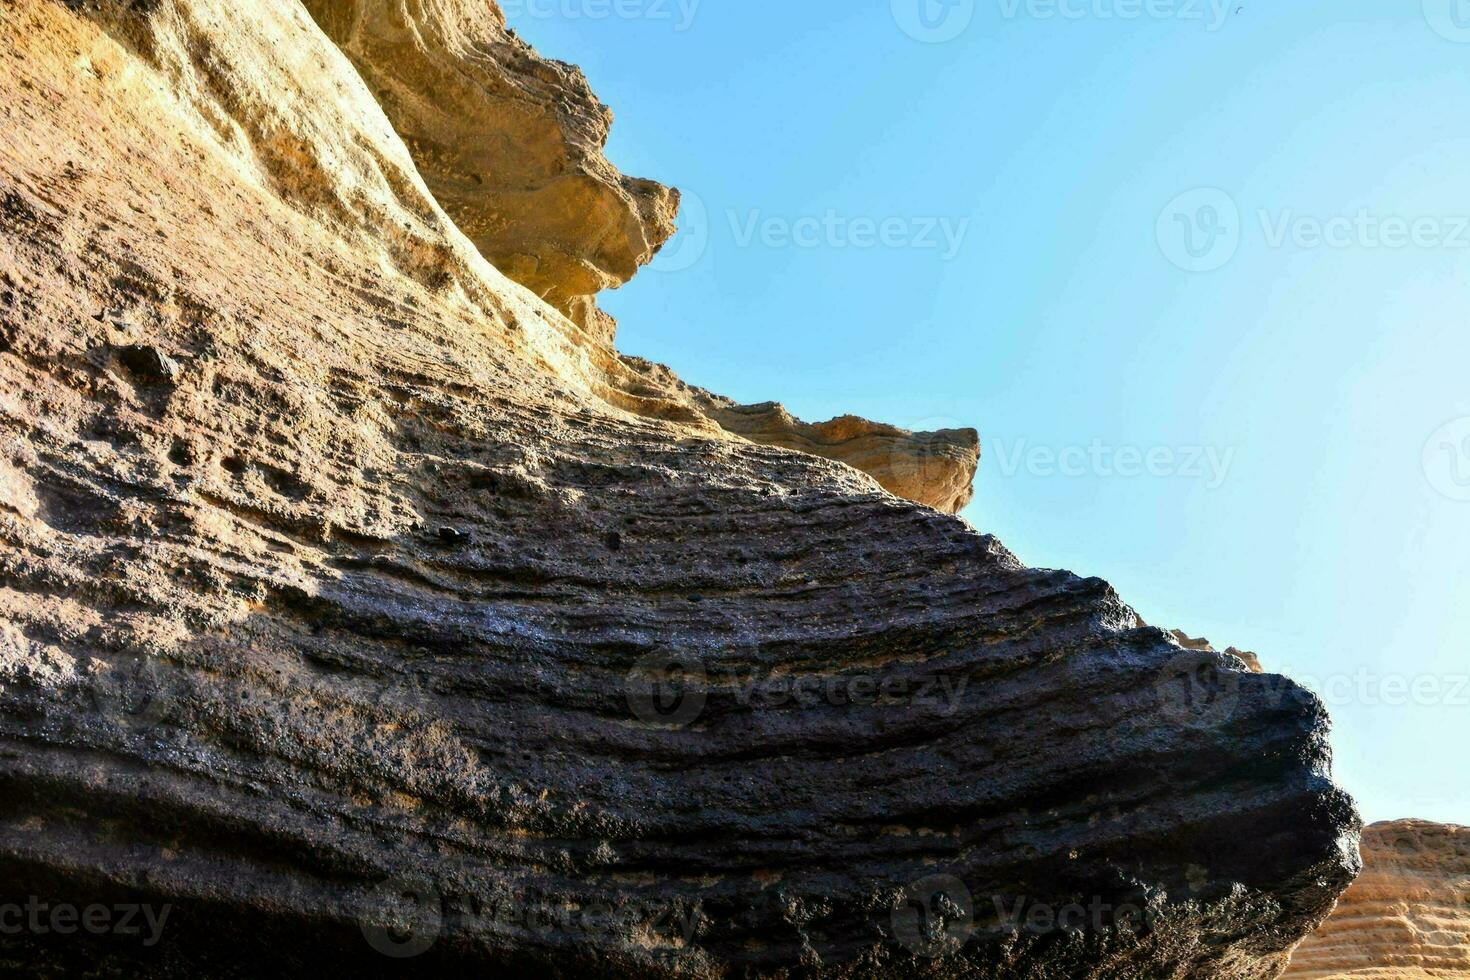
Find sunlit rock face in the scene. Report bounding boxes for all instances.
[611,356,981,514]
[1284,820,1470,979]
[301,0,679,346]
[298,0,979,513]
[1170,630,1264,674]
[0,1,1356,976]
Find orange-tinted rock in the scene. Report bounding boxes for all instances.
[1170,629,1264,673]
[609,356,979,514]
[1284,820,1470,979]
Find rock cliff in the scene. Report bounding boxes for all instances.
[300,0,679,346]
[1284,820,1470,978]
[1,1,1356,977]
[295,0,980,514]
[1170,630,1264,675]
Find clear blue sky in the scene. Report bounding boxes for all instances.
[506,2,1470,826]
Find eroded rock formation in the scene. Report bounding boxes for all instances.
[301,0,679,345]
[1,1,1355,976]
[1170,630,1264,674]
[1284,820,1470,979]
[295,0,980,514]
[612,356,980,514]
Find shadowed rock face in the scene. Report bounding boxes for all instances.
[0,1,1356,977]
[1284,820,1470,979]
[301,0,679,346]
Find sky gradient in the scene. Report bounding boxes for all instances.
[506,2,1470,826]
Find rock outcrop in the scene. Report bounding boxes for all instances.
[1170,630,1264,674]
[1284,820,1470,979]
[301,0,679,346]
[1,1,1356,977]
[295,0,980,513]
[704,401,978,516]
[612,356,980,514]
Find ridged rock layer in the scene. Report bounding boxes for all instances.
[301,0,679,345]
[295,0,979,514]
[613,356,980,515]
[1,1,1354,976]
[1284,820,1470,979]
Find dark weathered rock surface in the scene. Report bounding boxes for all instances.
[0,1,1357,977]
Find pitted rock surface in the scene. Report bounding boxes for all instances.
[0,1,1356,977]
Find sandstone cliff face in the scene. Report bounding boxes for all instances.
[0,1,1356,976]
[296,0,980,514]
[301,0,679,346]
[1284,821,1470,979]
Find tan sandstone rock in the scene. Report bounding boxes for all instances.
[295,0,981,512]
[1170,629,1264,673]
[301,0,679,346]
[1284,820,1470,979]
[611,356,981,514]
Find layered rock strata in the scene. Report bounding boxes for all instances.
[295,0,981,513]
[0,1,1355,977]
[1284,820,1470,979]
[301,0,679,345]
[1170,630,1264,675]
[612,356,980,514]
